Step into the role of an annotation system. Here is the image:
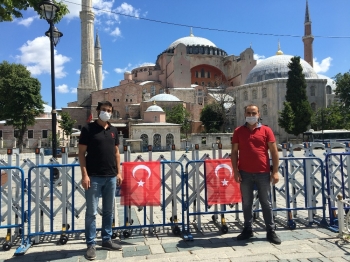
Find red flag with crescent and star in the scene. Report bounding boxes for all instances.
[205,159,242,205]
[120,161,161,206]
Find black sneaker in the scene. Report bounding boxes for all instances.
[85,245,96,260]
[267,231,281,245]
[236,228,253,240]
[102,240,123,251]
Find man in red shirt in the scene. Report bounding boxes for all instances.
[231,104,281,244]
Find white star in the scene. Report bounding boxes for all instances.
[221,179,228,186]
[137,179,145,187]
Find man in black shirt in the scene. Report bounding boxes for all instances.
[79,101,123,260]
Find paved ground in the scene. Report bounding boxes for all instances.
[1,147,350,261]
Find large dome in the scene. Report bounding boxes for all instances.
[168,35,216,49]
[145,104,164,112]
[148,94,181,102]
[245,54,319,84]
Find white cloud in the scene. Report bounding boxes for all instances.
[16,16,37,27]
[110,27,121,37]
[102,70,109,81]
[71,88,77,94]
[56,84,69,93]
[116,3,140,18]
[114,62,152,74]
[16,36,70,78]
[76,69,81,74]
[254,54,266,64]
[313,57,332,73]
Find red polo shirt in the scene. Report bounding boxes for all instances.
[232,124,275,173]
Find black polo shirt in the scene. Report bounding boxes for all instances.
[79,121,119,177]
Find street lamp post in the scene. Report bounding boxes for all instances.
[39,0,63,158]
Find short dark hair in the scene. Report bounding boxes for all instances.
[244,104,259,113]
[97,101,113,111]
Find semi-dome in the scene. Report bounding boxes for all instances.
[145,104,164,112]
[148,94,181,102]
[245,54,319,84]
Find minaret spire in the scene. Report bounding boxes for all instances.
[303,0,314,67]
[94,31,103,90]
[190,27,194,37]
[77,0,98,106]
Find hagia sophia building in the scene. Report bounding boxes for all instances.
[61,0,337,147]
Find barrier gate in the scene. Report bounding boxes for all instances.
[182,157,327,236]
[325,152,350,231]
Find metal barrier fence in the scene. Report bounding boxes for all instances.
[182,157,327,238]
[336,195,350,238]
[1,143,350,255]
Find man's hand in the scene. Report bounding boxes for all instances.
[234,170,242,183]
[82,175,90,190]
[116,173,123,186]
[270,171,279,185]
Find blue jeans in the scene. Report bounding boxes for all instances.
[240,171,275,232]
[85,176,116,246]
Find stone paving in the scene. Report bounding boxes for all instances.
[0,148,349,261]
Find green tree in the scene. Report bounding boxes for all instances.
[0,61,45,151]
[311,102,349,130]
[164,104,190,132]
[285,56,312,136]
[334,71,350,110]
[200,102,224,133]
[58,111,76,139]
[278,101,295,141]
[0,0,69,22]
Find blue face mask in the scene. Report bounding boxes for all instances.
[99,110,111,122]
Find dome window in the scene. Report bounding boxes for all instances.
[243,91,248,101]
[262,88,267,98]
[326,85,332,94]
[262,104,268,116]
[252,90,257,99]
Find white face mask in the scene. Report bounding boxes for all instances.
[246,116,259,125]
[99,111,111,122]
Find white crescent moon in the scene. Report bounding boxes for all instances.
[132,165,151,179]
[214,164,232,177]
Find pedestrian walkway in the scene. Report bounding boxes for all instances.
[0,223,349,262]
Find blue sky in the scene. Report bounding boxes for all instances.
[1,0,350,109]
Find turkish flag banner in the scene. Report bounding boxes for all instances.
[120,161,161,206]
[205,159,242,205]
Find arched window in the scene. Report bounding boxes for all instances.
[311,102,316,111]
[113,111,120,119]
[140,134,148,151]
[262,104,268,116]
[310,86,316,96]
[195,71,198,78]
[166,133,174,148]
[153,134,161,150]
[243,91,248,100]
[326,85,332,94]
[262,88,267,98]
[252,90,257,99]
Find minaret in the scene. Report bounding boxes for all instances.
[94,32,103,90]
[77,0,97,105]
[276,41,284,55]
[302,0,314,67]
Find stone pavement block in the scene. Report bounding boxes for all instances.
[306,242,332,252]
[317,257,333,262]
[198,259,231,262]
[146,251,190,260]
[227,254,277,261]
[108,249,123,259]
[275,251,323,260]
[248,246,281,255]
[168,255,201,262]
[123,249,150,257]
[136,245,150,251]
[149,244,165,254]
[308,258,324,262]
[194,251,229,259]
[321,250,350,257]
[306,229,332,238]
[329,258,350,262]
[163,247,178,253]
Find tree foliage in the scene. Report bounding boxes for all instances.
[0,61,44,150]
[311,102,350,130]
[200,102,224,133]
[164,104,190,132]
[334,71,350,110]
[283,56,312,136]
[0,0,69,23]
[58,111,76,139]
[278,101,295,140]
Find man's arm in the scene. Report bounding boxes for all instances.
[78,144,90,190]
[231,143,241,183]
[268,141,279,185]
[115,145,123,186]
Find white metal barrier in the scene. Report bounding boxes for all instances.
[336,194,350,238]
